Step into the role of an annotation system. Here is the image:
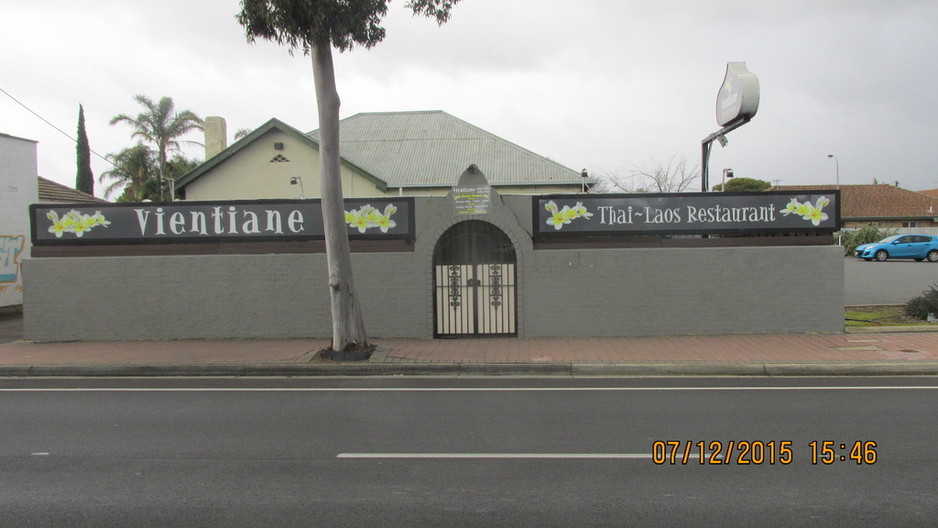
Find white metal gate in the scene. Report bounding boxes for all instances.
[433,221,517,338]
[434,263,516,336]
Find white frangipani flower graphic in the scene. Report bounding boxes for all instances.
[345,204,398,233]
[779,196,830,226]
[46,210,111,238]
[545,200,593,230]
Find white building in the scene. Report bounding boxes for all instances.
[0,132,38,311]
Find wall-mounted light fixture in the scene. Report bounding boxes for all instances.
[290,176,306,199]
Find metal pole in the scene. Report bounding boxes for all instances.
[700,118,750,193]
[701,141,711,192]
[827,154,839,189]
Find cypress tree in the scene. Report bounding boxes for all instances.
[76,104,94,195]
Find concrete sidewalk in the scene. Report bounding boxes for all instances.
[3,315,938,376]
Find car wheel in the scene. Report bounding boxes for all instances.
[927,250,938,262]
[875,249,888,262]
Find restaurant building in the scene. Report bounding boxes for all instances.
[23,112,843,342]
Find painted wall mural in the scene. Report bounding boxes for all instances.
[0,235,25,296]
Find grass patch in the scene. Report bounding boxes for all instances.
[845,305,934,327]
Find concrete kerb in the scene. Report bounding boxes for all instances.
[845,325,938,334]
[2,362,938,377]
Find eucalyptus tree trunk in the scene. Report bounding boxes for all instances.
[311,44,370,352]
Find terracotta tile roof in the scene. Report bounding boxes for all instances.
[770,184,938,219]
[919,189,938,199]
[38,177,109,204]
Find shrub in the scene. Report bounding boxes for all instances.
[905,283,938,320]
[838,224,897,256]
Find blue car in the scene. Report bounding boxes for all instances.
[854,234,938,262]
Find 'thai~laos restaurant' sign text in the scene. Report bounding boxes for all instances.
[533,191,840,236]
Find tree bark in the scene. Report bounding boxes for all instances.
[311,44,370,352]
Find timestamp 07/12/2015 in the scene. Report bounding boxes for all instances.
[651,440,878,465]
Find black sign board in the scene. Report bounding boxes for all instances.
[533,191,840,236]
[31,198,415,245]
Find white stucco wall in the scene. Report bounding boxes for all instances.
[182,129,389,201]
[0,133,38,308]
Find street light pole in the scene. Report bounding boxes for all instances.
[827,154,839,189]
[722,168,734,191]
[827,154,842,247]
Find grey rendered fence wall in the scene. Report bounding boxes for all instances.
[23,244,843,342]
[520,245,844,337]
[23,252,427,342]
[23,192,844,342]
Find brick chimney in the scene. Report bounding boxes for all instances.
[204,116,227,159]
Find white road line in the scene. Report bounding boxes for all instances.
[337,453,654,459]
[0,386,936,392]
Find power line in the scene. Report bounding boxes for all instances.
[0,86,116,168]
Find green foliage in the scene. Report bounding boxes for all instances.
[75,104,94,195]
[110,95,203,200]
[237,0,460,52]
[712,177,771,192]
[838,223,897,256]
[165,154,200,180]
[905,283,938,320]
[98,144,157,201]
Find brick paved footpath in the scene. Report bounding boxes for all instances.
[1,326,938,368]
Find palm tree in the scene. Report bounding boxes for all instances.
[98,144,158,202]
[110,95,203,200]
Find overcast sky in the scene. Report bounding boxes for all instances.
[3,0,937,198]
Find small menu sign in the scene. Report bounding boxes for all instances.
[453,185,491,215]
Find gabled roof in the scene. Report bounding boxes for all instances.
[175,118,385,191]
[38,177,108,204]
[919,189,938,199]
[308,111,585,188]
[772,184,938,219]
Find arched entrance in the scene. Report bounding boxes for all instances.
[433,220,517,337]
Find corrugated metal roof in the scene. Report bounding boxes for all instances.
[309,111,583,187]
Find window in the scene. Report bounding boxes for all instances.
[902,221,918,228]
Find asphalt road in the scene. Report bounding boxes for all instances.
[1,376,936,527]
[844,256,938,305]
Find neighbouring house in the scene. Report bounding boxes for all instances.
[38,176,108,204]
[175,110,591,200]
[772,184,938,229]
[0,133,39,312]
